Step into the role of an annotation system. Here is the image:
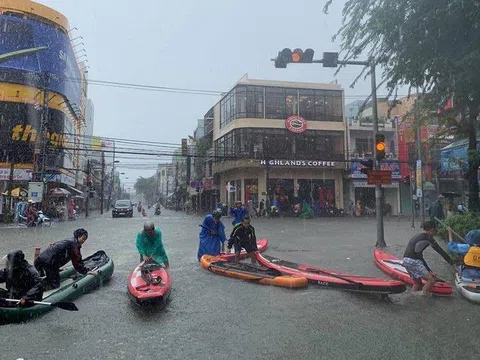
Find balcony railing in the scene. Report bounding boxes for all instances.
[214,150,345,162]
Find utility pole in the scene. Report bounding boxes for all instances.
[410,166,416,229]
[175,161,179,210]
[39,72,50,210]
[7,156,14,209]
[415,90,425,227]
[107,142,115,209]
[100,151,105,214]
[85,159,90,218]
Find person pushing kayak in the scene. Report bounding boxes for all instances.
[34,229,94,290]
[403,221,455,295]
[197,210,227,261]
[0,250,44,307]
[136,221,169,268]
[228,216,258,264]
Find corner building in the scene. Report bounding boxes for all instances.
[212,75,347,214]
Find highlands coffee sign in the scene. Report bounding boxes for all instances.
[260,160,336,168]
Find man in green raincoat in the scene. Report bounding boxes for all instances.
[136,221,169,268]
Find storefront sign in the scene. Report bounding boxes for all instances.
[353,180,399,188]
[28,182,44,203]
[0,168,32,181]
[260,160,335,167]
[43,173,75,187]
[285,115,307,134]
[351,160,401,179]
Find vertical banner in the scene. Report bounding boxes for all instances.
[416,160,423,198]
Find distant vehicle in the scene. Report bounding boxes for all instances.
[112,199,133,218]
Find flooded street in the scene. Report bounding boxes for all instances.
[1,210,479,360]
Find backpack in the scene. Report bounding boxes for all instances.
[463,246,480,268]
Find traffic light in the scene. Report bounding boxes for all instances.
[181,138,188,156]
[274,48,315,68]
[360,159,374,175]
[375,133,386,161]
[323,52,339,67]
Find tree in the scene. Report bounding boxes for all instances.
[325,0,480,211]
[194,137,211,180]
[133,176,157,204]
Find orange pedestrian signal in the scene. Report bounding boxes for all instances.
[292,49,303,62]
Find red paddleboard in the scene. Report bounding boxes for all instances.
[373,248,452,295]
[128,259,171,306]
[218,239,268,261]
[257,253,406,294]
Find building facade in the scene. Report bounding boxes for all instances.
[0,0,86,209]
[211,75,347,214]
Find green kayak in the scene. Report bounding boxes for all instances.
[0,250,114,323]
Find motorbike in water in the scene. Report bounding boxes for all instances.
[18,211,51,227]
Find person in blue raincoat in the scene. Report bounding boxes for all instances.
[230,201,248,226]
[197,210,227,261]
[136,221,169,268]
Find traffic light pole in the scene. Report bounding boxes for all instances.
[414,91,425,227]
[370,60,386,247]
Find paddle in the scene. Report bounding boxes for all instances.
[301,266,364,287]
[3,298,78,311]
[434,216,467,243]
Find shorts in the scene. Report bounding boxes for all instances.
[402,257,429,279]
[234,239,258,254]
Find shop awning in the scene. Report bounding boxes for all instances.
[2,187,28,197]
[67,185,83,196]
[48,187,71,197]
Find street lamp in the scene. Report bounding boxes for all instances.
[271,50,386,247]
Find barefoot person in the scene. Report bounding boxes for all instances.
[403,221,456,295]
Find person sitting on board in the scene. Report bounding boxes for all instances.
[136,221,169,268]
[0,250,44,307]
[197,210,227,261]
[403,221,456,295]
[230,201,248,226]
[227,216,258,264]
[447,228,480,279]
[34,229,94,290]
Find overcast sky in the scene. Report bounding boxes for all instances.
[37,0,387,187]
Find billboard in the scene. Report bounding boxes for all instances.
[0,102,70,167]
[0,15,82,108]
[351,159,401,179]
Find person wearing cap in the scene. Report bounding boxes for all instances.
[197,210,227,261]
[34,229,92,289]
[229,201,248,226]
[136,221,169,268]
[403,220,456,295]
[0,250,44,306]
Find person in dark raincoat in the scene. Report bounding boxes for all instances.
[197,210,226,261]
[428,195,445,226]
[0,250,44,306]
[34,229,92,289]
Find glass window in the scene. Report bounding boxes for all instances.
[265,87,286,119]
[314,90,326,121]
[235,86,247,119]
[325,91,343,122]
[299,89,315,120]
[286,89,298,117]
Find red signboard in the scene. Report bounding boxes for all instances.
[285,115,307,134]
[367,170,392,185]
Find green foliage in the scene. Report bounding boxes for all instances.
[133,176,157,202]
[437,213,480,241]
[325,0,480,211]
[194,137,211,180]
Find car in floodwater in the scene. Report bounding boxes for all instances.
[112,200,133,218]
